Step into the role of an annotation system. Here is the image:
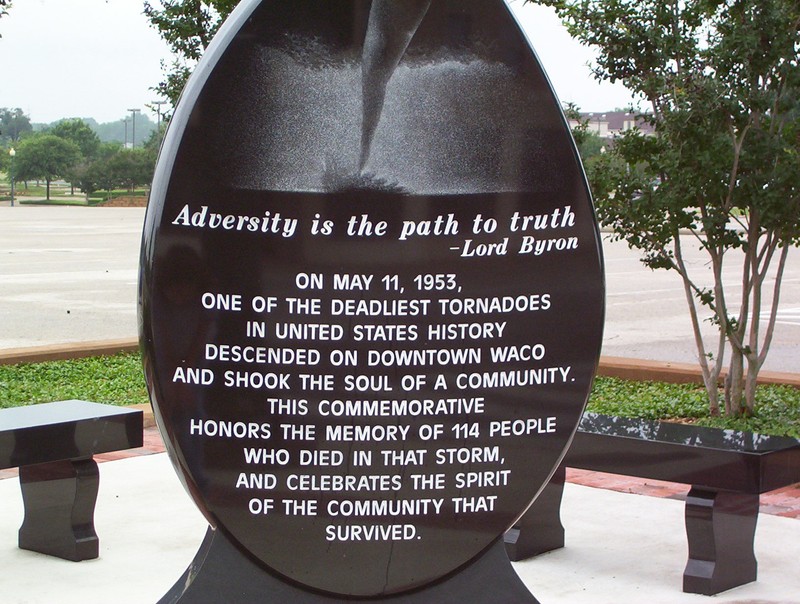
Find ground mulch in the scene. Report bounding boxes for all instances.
[99,196,148,207]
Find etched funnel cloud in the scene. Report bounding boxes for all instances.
[360,0,431,172]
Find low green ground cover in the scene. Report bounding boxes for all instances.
[0,353,148,409]
[1,353,798,437]
[2,186,147,205]
[87,189,148,201]
[19,197,92,206]
[6,184,67,198]
[588,377,800,438]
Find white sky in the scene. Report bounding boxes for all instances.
[0,0,638,125]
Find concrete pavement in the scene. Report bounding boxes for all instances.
[1,452,799,603]
[0,207,143,347]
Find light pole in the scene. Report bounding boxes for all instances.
[8,147,15,207]
[151,101,166,129]
[128,108,141,148]
[123,117,130,148]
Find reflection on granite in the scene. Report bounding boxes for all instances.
[579,412,798,453]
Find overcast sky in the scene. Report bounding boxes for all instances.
[1,0,638,125]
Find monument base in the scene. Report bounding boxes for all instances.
[160,527,539,603]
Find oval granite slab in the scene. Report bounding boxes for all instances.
[140,0,604,597]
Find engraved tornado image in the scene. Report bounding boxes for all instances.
[359,0,431,172]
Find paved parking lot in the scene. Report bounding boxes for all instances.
[1,206,798,372]
[0,207,143,347]
[601,226,800,373]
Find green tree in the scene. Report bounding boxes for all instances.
[0,108,32,145]
[143,0,240,108]
[538,0,800,417]
[107,148,155,192]
[50,118,101,160]
[14,133,81,200]
[70,162,99,198]
[49,118,102,195]
[142,121,167,169]
[563,103,607,162]
[78,142,125,198]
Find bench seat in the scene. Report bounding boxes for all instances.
[505,413,800,595]
[0,400,143,561]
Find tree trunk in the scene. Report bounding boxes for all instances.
[703,370,721,417]
[46,179,51,201]
[674,238,723,416]
[724,348,745,417]
[744,358,760,416]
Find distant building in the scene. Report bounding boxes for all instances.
[569,111,655,138]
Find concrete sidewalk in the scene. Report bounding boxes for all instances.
[1,452,799,603]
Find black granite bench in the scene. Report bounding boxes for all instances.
[0,400,143,561]
[505,412,800,595]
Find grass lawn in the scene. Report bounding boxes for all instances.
[1,352,798,437]
[3,183,148,205]
[19,197,92,206]
[0,353,148,409]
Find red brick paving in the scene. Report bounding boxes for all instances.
[567,467,800,519]
[94,424,166,462]
[0,425,166,481]
[567,468,688,501]
[3,425,800,520]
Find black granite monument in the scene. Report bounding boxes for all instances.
[139,1,605,601]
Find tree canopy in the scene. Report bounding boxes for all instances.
[537,0,800,416]
[144,0,239,108]
[49,118,101,160]
[0,0,10,38]
[14,133,81,200]
[0,108,32,145]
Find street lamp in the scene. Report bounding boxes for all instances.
[151,100,166,129]
[8,147,15,207]
[128,108,141,148]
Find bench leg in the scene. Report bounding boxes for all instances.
[18,458,100,561]
[505,465,566,561]
[683,487,759,595]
